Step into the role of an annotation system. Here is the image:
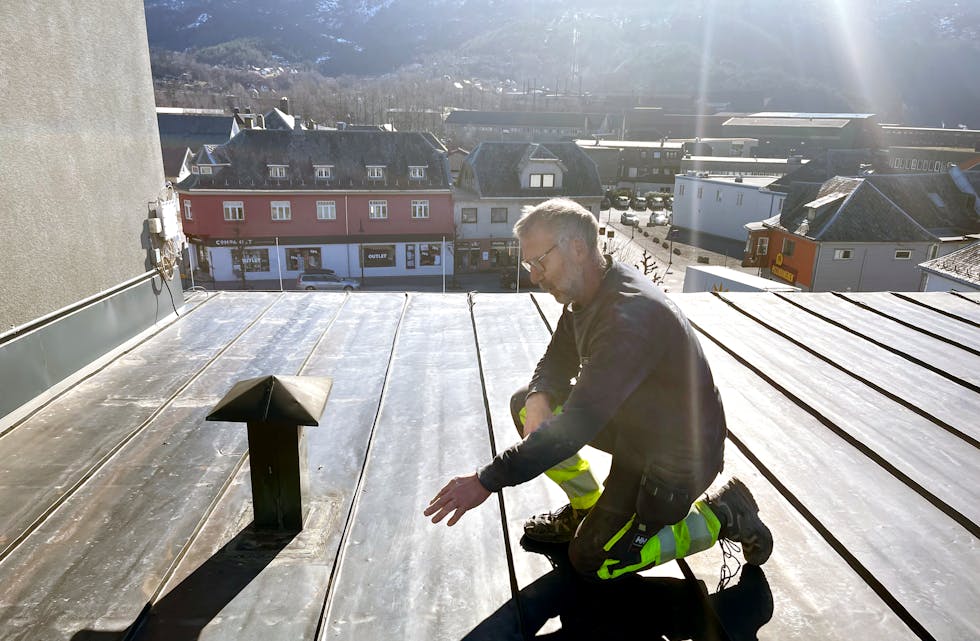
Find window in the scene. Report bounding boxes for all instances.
[191,165,199,174]
[316,200,336,220]
[419,243,442,266]
[199,165,213,175]
[362,245,396,267]
[183,200,192,220]
[411,200,429,219]
[654,151,661,159]
[223,201,244,221]
[368,200,388,219]
[756,237,769,256]
[627,167,638,178]
[781,238,796,256]
[491,207,508,223]
[679,184,685,196]
[409,166,426,179]
[461,207,478,223]
[287,247,322,271]
[640,151,647,159]
[269,165,287,178]
[833,249,854,260]
[315,166,333,179]
[529,173,555,188]
[231,248,270,272]
[271,201,291,221]
[716,190,722,202]
[736,193,744,206]
[367,166,385,179]
[697,187,703,199]
[895,249,912,260]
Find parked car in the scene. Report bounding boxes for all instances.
[297,272,360,291]
[620,212,640,226]
[647,211,670,226]
[500,266,534,290]
[631,196,647,210]
[613,195,630,210]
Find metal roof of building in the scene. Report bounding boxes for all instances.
[750,112,876,120]
[723,117,852,129]
[0,289,977,640]
[575,139,685,149]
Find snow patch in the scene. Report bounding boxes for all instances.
[355,0,395,19]
[186,13,210,29]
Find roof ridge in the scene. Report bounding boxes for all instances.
[811,179,864,239]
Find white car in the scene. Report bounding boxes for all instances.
[647,211,670,226]
[620,212,640,226]
[297,272,360,291]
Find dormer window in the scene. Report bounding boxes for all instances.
[269,165,288,178]
[529,173,555,188]
[409,166,426,180]
[315,165,334,179]
[367,165,385,180]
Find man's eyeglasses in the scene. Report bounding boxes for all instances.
[521,243,559,273]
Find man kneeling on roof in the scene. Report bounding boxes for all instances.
[425,198,773,580]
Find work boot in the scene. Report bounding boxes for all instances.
[706,478,773,566]
[524,504,590,543]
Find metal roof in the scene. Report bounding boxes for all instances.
[0,289,977,639]
[723,117,852,129]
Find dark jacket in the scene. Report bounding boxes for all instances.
[478,259,726,496]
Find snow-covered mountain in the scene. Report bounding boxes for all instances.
[144,0,980,125]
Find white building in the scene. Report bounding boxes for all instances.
[672,173,786,242]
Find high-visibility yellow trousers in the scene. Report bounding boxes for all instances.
[593,501,721,580]
[518,405,602,511]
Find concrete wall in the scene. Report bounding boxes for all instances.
[0,2,167,331]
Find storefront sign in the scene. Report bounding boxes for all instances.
[770,256,797,284]
[214,238,260,247]
[362,245,396,268]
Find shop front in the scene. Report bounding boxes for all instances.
[187,235,452,284]
[454,239,520,272]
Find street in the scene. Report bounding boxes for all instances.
[598,207,756,293]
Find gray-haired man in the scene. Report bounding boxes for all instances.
[426,198,772,580]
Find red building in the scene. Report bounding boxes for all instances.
[178,123,454,284]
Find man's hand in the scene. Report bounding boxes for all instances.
[522,392,554,437]
[424,473,491,526]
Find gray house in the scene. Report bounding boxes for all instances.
[918,241,980,291]
[453,142,603,272]
[744,169,980,291]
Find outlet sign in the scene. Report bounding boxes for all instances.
[362,245,396,267]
